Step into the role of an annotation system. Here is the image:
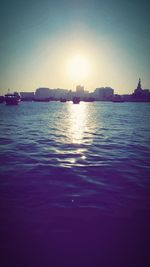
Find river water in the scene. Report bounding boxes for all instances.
[0,101,150,266]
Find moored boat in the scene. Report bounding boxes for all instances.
[60,98,67,102]
[5,92,20,105]
[72,97,80,104]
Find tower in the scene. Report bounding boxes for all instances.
[76,85,84,97]
[137,78,142,90]
[134,78,143,95]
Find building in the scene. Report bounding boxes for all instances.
[133,78,143,96]
[51,88,69,100]
[34,87,72,100]
[76,85,84,97]
[34,88,51,100]
[132,78,150,101]
[93,87,114,101]
[20,92,35,101]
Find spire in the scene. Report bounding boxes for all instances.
[137,78,142,90]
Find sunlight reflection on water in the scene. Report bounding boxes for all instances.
[68,102,87,144]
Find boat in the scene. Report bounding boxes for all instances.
[5,92,20,105]
[72,97,80,104]
[60,98,67,102]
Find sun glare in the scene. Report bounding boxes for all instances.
[67,55,90,82]
[69,102,87,144]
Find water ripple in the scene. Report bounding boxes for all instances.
[0,102,150,213]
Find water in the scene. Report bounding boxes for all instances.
[0,101,150,266]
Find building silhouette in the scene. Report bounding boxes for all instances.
[76,85,84,98]
[34,87,70,101]
[20,92,35,101]
[34,88,51,100]
[134,78,143,95]
[4,78,150,102]
[93,87,114,101]
[132,78,150,101]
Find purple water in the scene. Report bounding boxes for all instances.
[0,101,150,266]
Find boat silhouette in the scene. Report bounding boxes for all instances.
[60,98,67,102]
[5,92,20,105]
[72,97,80,104]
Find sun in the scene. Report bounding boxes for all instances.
[67,54,90,82]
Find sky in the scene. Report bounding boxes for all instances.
[0,0,150,94]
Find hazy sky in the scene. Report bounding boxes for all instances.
[0,0,150,94]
